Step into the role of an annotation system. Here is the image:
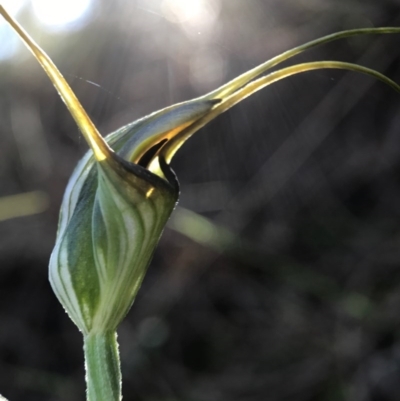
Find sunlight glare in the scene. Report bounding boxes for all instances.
[0,0,27,60]
[162,0,220,30]
[190,48,226,92]
[2,0,26,16]
[31,0,93,31]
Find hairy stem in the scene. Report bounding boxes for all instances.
[84,332,121,401]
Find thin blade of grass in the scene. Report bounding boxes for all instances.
[0,191,49,222]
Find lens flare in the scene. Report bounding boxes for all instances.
[31,0,93,31]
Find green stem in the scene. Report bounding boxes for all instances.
[83,331,121,401]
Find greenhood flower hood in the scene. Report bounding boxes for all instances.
[1,5,400,336]
[2,5,400,401]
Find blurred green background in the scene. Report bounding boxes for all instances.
[1,0,400,400]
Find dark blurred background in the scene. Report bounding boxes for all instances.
[1,0,400,400]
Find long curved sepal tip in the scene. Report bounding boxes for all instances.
[0,5,112,162]
[159,60,400,163]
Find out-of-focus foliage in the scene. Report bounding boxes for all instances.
[1,0,400,400]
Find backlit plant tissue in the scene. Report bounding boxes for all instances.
[1,4,399,401]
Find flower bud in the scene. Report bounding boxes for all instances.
[3,4,400,338]
[49,100,217,334]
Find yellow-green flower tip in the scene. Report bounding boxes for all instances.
[3,4,400,336]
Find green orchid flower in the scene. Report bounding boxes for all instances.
[1,5,400,401]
